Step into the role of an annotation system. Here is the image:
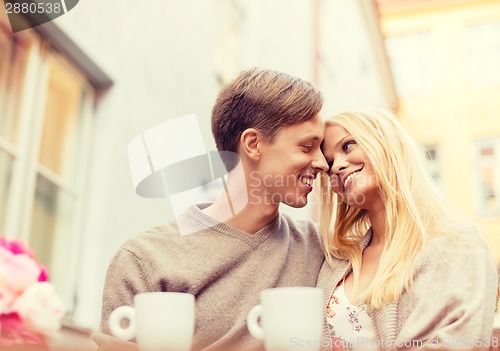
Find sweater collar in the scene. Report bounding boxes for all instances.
[360,227,373,251]
[183,203,281,249]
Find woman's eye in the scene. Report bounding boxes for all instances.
[343,141,356,152]
[301,145,313,151]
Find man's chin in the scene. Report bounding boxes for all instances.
[282,199,308,209]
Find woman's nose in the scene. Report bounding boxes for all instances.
[331,157,348,174]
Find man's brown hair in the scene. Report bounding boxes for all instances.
[211,67,323,170]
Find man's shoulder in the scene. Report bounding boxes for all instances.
[119,219,182,253]
[120,203,214,250]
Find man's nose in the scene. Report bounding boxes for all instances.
[311,149,329,173]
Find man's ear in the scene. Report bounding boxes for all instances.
[240,128,262,161]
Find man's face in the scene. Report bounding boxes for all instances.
[249,115,328,208]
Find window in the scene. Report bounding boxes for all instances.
[475,139,500,216]
[28,53,95,308]
[0,17,97,313]
[466,21,500,87]
[213,0,246,85]
[0,24,31,231]
[385,31,437,97]
[424,145,443,192]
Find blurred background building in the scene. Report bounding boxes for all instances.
[0,0,396,332]
[376,0,500,261]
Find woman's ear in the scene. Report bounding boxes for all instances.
[240,128,262,161]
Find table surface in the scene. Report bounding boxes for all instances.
[50,325,97,351]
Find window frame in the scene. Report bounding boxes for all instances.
[475,138,500,218]
[424,144,444,194]
[0,12,112,317]
[466,19,500,88]
[385,30,438,97]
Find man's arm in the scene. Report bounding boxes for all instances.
[92,247,153,350]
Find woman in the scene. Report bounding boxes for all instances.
[317,110,497,350]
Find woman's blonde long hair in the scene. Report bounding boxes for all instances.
[320,110,476,309]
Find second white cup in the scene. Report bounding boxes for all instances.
[247,287,324,351]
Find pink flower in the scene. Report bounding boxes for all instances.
[0,313,45,345]
[0,249,40,293]
[0,237,64,344]
[12,282,65,342]
[38,265,49,282]
[0,247,41,314]
[0,238,35,258]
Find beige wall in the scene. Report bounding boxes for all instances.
[378,0,500,261]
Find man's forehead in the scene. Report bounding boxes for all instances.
[277,118,324,140]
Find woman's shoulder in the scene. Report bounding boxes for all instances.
[415,221,496,280]
[425,221,491,255]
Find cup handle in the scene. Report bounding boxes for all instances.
[109,306,136,341]
[247,304,264,340]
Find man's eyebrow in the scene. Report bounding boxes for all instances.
[298,135,322,142]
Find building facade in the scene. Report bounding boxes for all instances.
[377,0,500,260]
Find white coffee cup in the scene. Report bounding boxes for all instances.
[109,292,195,351]
[247,287,323,351]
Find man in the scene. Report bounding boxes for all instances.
[93,67,329,350]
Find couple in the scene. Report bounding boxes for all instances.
[94,68,497,351]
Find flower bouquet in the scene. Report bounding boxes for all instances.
[0,237,65,348]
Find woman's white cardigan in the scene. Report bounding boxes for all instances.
[317,227,498,350]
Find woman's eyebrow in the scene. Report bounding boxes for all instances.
[333,135,350,149]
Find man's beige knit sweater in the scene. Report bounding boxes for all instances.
[92,203,325,351]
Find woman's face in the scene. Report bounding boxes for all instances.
[322,124,382,211]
